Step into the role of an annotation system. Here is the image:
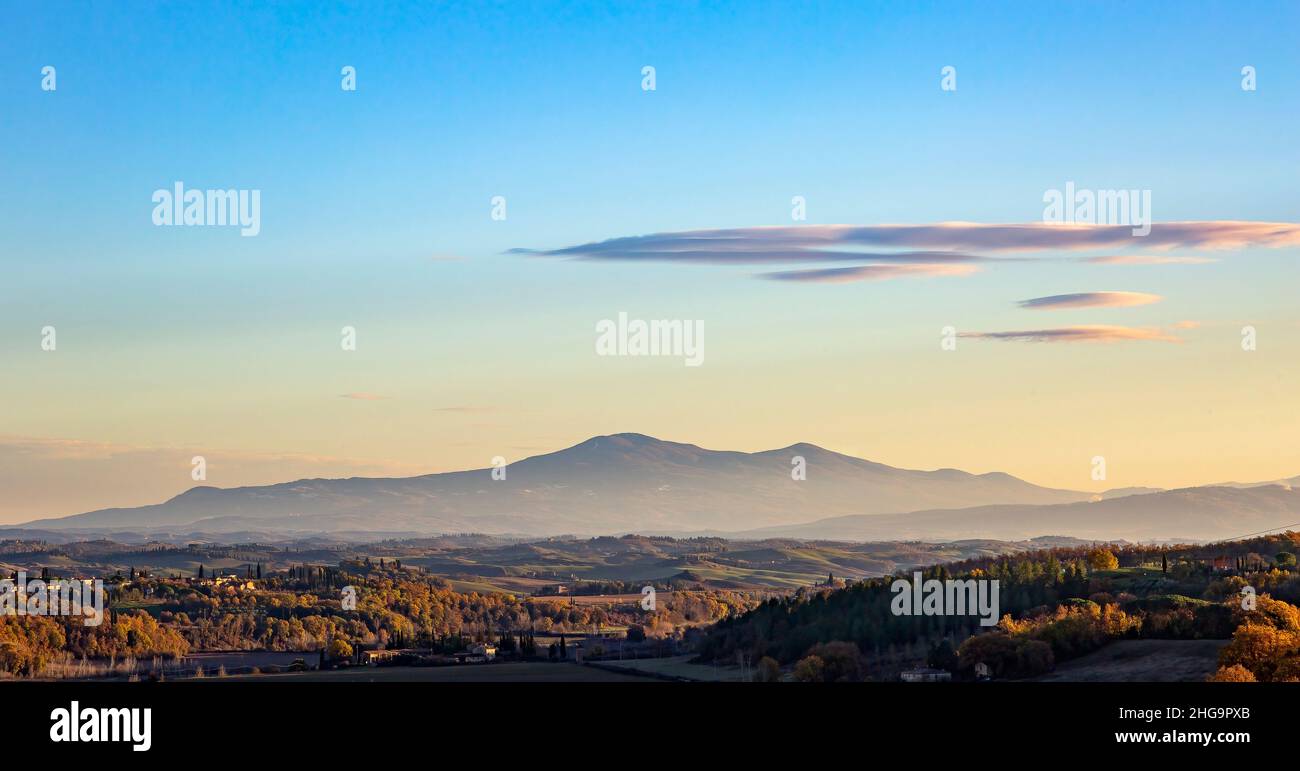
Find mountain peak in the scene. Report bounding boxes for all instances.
[774,441,825,454]
[540,433,715,467]
[590,432,664,445]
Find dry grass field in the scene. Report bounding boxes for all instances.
[1031,639,1228,682]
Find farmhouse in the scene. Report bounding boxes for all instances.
[900,668,952,683]
[362,649,402,665]
[452,643,497,664]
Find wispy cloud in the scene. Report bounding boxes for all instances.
[1086,254,1217,265]
[960,324,1186,343]
[340,392,388,401]
[759,263,980,283]
[523,245,990,265]
[515,221,1300,266]
[1017,291,1163,310]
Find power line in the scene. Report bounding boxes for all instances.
[1208,522,1300,546]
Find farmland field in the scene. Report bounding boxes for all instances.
[223,661,657,682]
[587,655,747,682]
[1030,639,1227,682]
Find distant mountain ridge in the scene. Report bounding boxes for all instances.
[717,484,1300,543]
[23,433,1090,536]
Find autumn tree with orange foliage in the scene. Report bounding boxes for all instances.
[1208,664,1256,682]
[1212,595,1300,681]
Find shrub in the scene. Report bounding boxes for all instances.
[804,641,866,682]
[792,655,824,682]
[1208,664,1256,682]
[756,656,781,682]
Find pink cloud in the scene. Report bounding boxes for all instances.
[516,221,1300,268]
[1018,291,1163,310]
[759,263,981,283]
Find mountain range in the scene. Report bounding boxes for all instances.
[718,484,1300,543]
[19,433,1300,543]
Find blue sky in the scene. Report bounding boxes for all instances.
[1,1,1298,520]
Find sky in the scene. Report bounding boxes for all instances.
[1,1,1298,522]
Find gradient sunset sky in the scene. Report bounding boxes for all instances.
[2,1,1298,523]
